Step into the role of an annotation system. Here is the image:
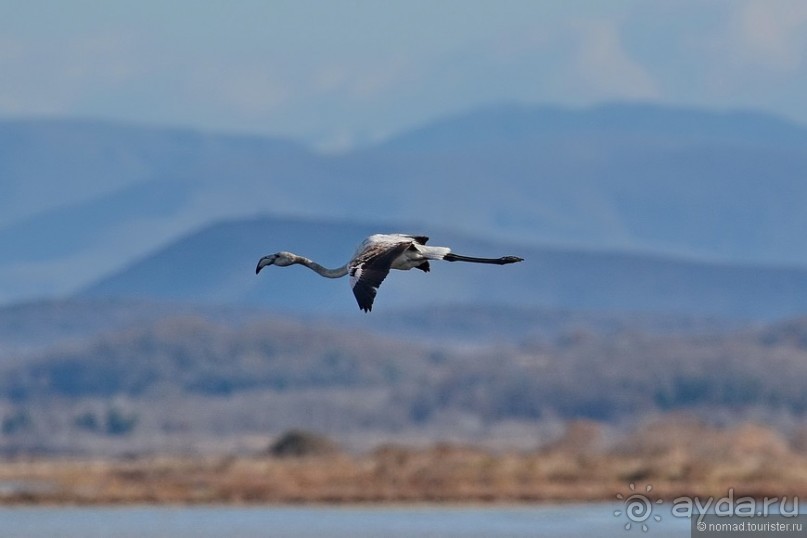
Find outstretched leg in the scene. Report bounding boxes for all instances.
[443,253,523,265]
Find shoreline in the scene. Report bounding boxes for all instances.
[3,419,807,506]
[1,453,805,506]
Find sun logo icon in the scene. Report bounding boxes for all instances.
[613,483,663,532]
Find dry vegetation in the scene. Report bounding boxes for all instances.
[2,419,807,505]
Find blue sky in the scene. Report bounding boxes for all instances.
[2,1,806,149]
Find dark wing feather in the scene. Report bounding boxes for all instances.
[407,235,429,245]
[350,241,411,312]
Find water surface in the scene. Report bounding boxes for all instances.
[0,504,691,537]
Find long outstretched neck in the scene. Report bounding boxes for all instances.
[443,253,524,265]
[295,256,349,278]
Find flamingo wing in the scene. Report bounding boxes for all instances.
[349,240,411,312]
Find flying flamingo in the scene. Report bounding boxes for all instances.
[256,234,523,312]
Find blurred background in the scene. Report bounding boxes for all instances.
[2,0,807,518]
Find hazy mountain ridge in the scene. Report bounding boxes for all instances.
[0,118,318,302]
[0,118,307,226]
[358,104,807,263]
[3,102,807,304]
[376,103,807,151]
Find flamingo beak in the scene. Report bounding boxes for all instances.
[256,255,274,274]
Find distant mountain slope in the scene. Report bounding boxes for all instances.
[0,118,308,227]
[0,119,317,303]
[377,103,807,151]
[0,179,192,263]
[81,215,807,319]
[4,103,807,304]
[349,103,807,265]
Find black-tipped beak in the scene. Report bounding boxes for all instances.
[256,256,270,275]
